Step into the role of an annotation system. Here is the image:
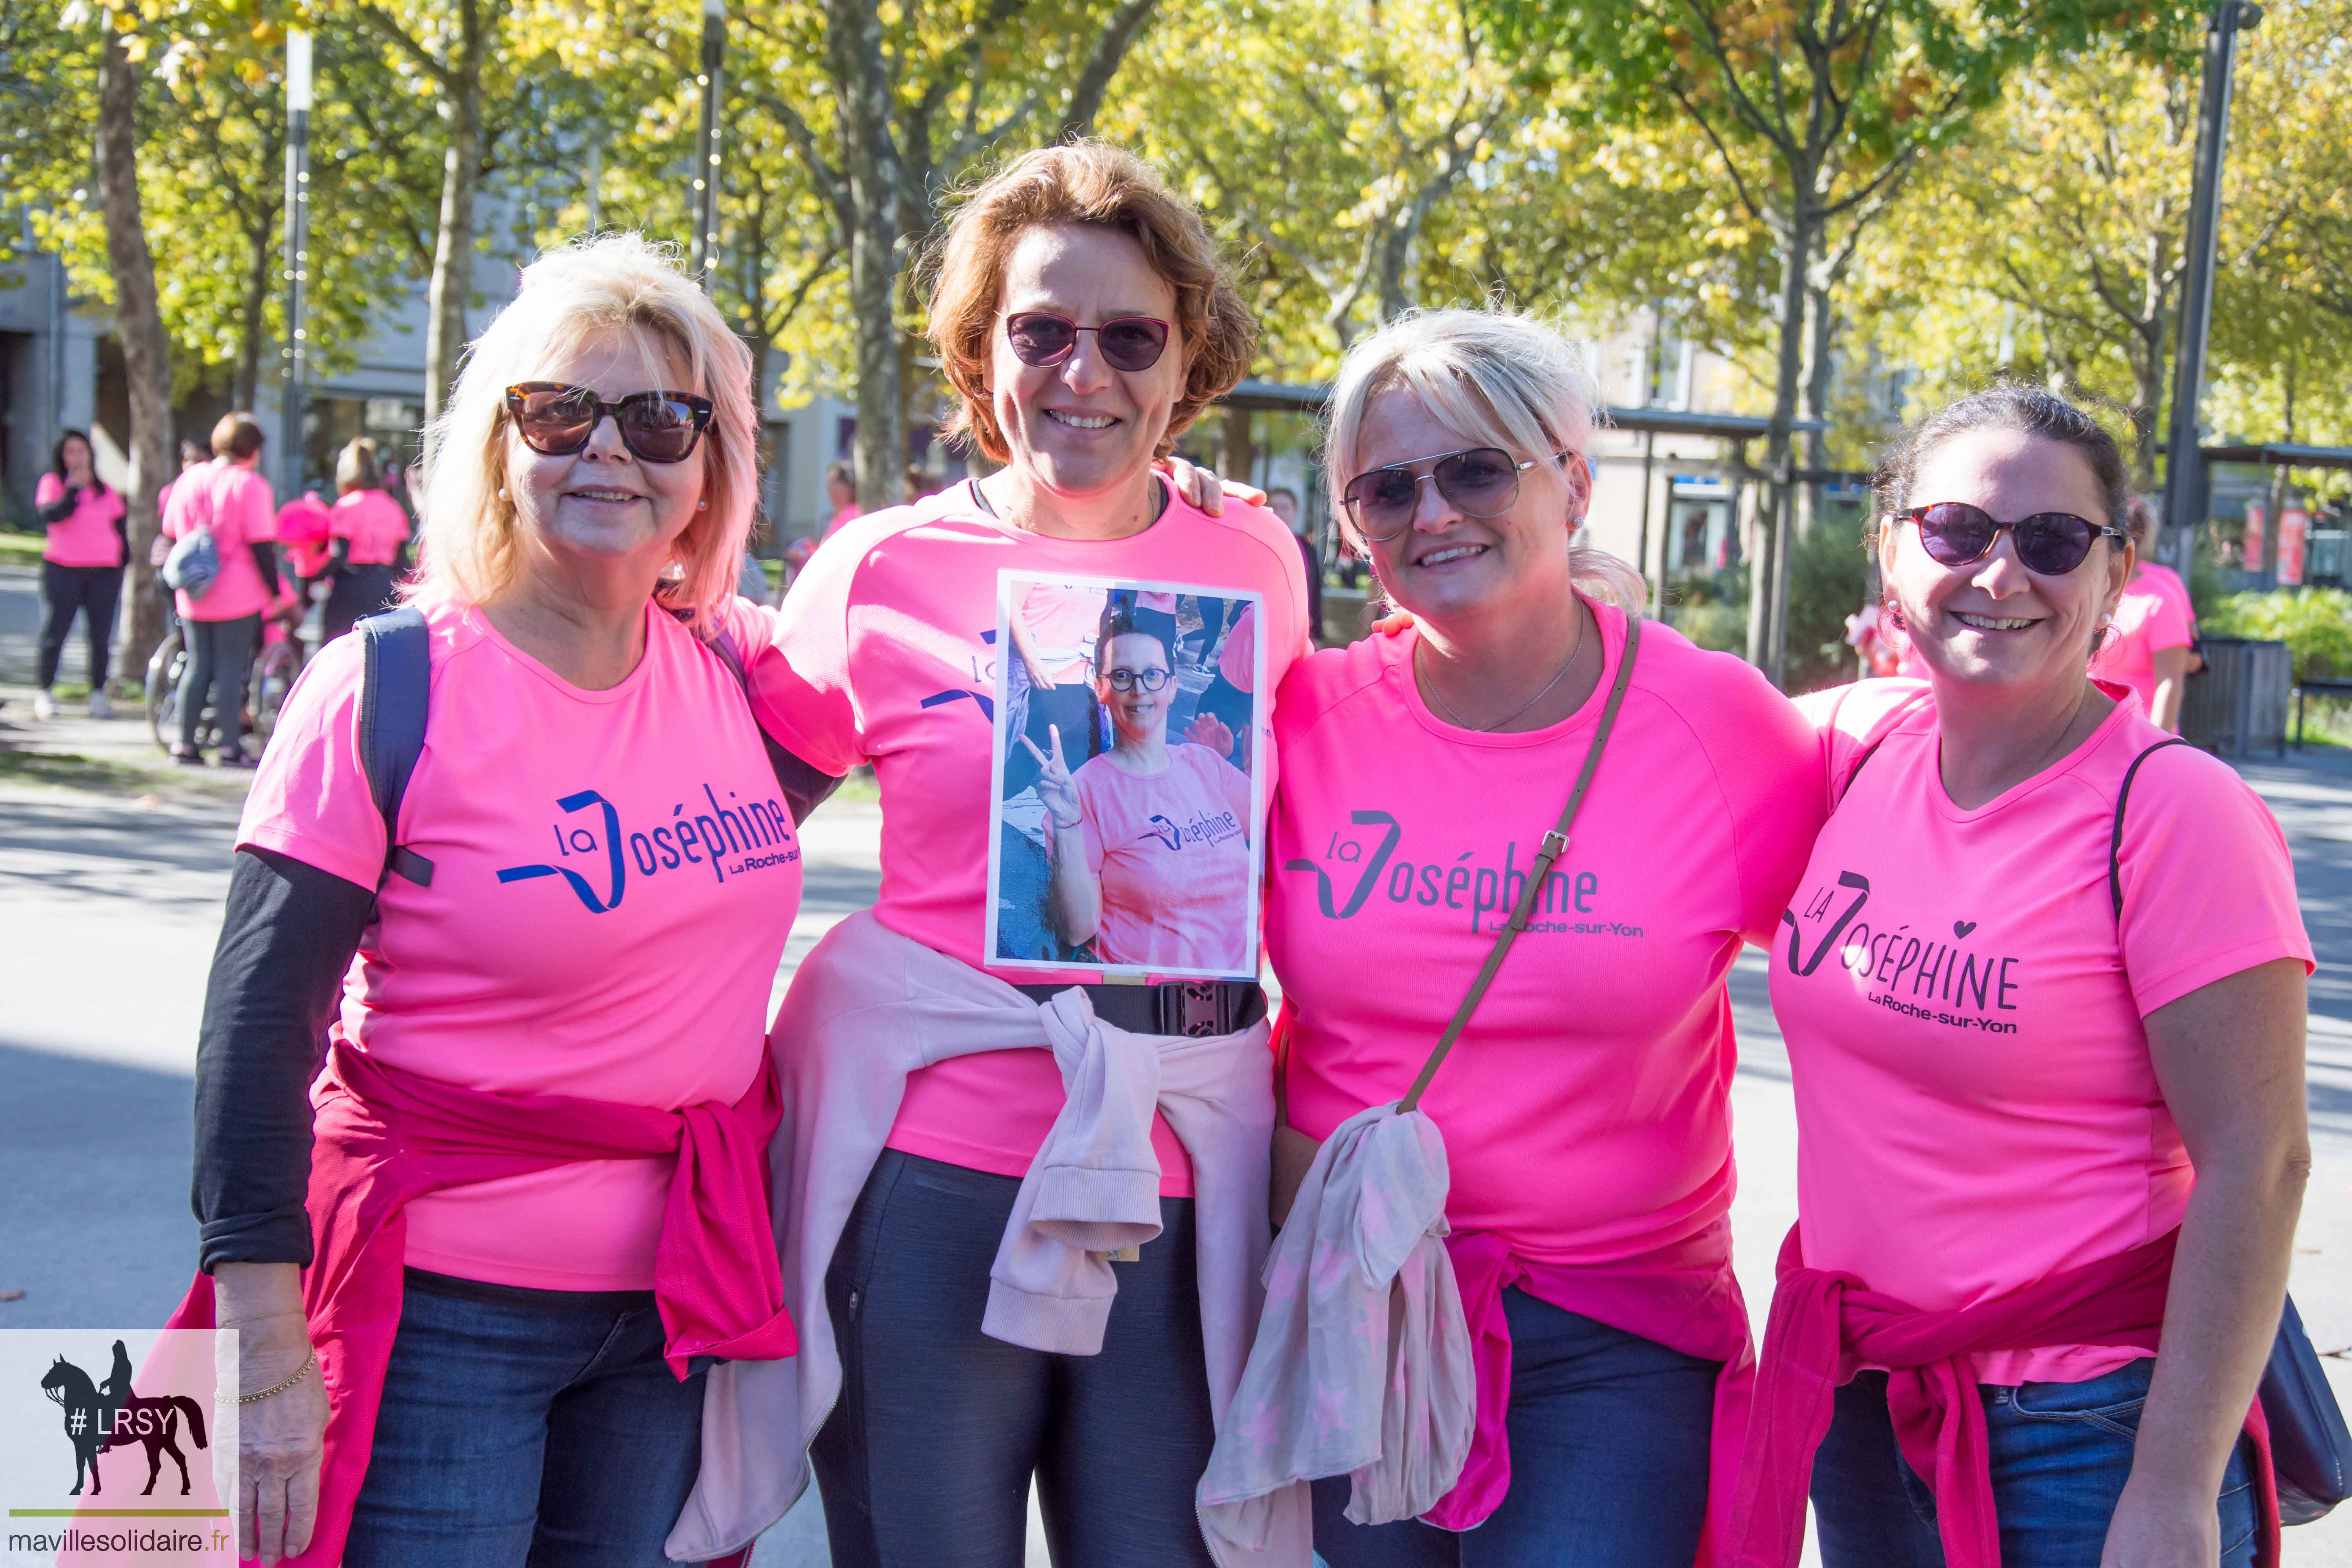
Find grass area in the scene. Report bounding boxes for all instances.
[2294,695,2352,749]
[0,748,168,795]
[835,765,880,806]
[0,743,254,802]
[0,532,46,567]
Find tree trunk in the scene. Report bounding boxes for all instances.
[1797,269,1836,541]
[423,12,484,425]
[96,14,173,681]
[1749,201,1813,686]
[1059,0,1160,140]
[234,224,271,409]
[828,0,903,509]
[1220,405,1256,484]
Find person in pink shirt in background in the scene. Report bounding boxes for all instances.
[820,459,859,539]
[187,234,804,1568]
[323,436,413,641]
[160,412,283,765]
[1743,386,2311,1568]
[1027,610,1253,973]
[2087,497,2200,730]
[1269,309,1824,1567]
[31,429,128,720]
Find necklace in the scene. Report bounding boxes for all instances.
[1416,612,1588,733]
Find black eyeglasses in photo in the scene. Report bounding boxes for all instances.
[1900,502,2128,577]
[503,383,715,465]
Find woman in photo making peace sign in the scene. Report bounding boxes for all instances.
[1027,606,1253,976]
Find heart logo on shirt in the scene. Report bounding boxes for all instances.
[1953,920,1977,938]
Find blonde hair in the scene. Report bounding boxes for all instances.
[335,436,381,495]
[409,232,757,632]
[1325,308,1646,613]
[922,141,1257,464]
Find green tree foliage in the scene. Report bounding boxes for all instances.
[6,3,412,408]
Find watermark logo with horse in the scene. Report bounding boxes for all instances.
[1,1329,236,1566]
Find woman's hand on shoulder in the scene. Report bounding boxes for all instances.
[1156,455,1265,517]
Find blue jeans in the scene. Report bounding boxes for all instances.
[342,1269,707,1568]
[811,1149,1217,1568]
[1811,1360,2260,1567]
[1311,1287,1721,1568]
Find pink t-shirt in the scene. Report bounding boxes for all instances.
[160,458,277,622]
[823,503,860,541]
[36,473,126,568]
[1773,679,2312,1384]
[759,480,1311,1194]
[2088,562,2196,720]
[240,596,803,1290]
[1269,604,1824,1265]
[1216,604,1256,692]
[1018,581,1110,683]
[1076,743,1254,973]
[330,488,411,567]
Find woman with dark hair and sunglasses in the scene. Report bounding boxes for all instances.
[1262,307,1824,1567]
[1736,385,2311,1567]
[179,233,805,1568]
[753,141,1310,1566]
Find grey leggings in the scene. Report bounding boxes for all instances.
[178,613,259,753]
[810,1149,1217,1568]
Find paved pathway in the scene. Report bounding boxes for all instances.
[3,581,2347,1559]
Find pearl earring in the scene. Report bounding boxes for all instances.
[697,499,708,511]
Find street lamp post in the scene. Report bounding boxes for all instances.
[281,29,314,500]
[2158,0,2261,564]
[690,0,724,285]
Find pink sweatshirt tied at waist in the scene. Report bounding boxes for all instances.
[1200,1104,1753,1564]
[663,909,1312,1566]
[1728,1223,2279,1568]
[163,1043,795,1568]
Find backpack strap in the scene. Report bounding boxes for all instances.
[2110,737,2194,920]
[358,607,435,888]
[1398,615,1643,1114]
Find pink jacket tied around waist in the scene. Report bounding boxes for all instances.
[1728,1223,2280,1568]
[165,1043,796,1568]
[1203,1107,1754,1561]
[661,909,1313,1566]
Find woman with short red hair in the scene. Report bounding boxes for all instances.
[757,142,1309,1565]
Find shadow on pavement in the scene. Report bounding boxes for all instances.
[0,1039,198,1329]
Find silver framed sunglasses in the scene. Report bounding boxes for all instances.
[1341,447,1569,542]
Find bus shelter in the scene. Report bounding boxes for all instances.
[1211,380,1818,647]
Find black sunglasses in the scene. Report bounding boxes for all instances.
[1001,312,1172,373]
[1341,447,1568,542]
[503,382,714,464]
[1902,502,2127,577]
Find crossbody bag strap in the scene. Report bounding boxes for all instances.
[1397,615,1643,1114]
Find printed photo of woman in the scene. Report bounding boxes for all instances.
[991,580,1261,976]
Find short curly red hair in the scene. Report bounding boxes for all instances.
[923,141,1258,464]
